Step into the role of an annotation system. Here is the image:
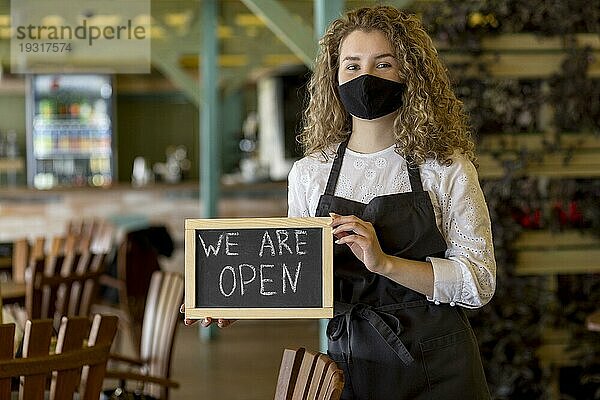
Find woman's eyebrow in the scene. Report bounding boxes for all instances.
[341,53,396,62]
[374,53,396,60]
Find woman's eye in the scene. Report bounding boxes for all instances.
[376,62,392,69]
[345,64,359,71]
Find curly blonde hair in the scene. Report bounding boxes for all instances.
[300,6,475,166]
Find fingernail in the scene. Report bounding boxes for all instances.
[335,239,341,244]
[329,212,337,218]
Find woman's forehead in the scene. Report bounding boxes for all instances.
[339,29,394,58]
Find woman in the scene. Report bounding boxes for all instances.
[287,6,496,400]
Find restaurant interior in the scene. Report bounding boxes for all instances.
[0,0,599,399]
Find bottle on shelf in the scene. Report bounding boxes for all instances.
[5,130,19,158]
[0,130,5,158]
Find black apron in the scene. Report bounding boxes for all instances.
[315,140,490,400]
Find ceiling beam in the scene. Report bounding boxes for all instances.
[150,6,201,107]
[151,51,200,106]
[239,0,317,69]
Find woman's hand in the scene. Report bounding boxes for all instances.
[179,304,236,328]
[330,213,390,274]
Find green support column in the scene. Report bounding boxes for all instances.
[314,0,345,354]
[199,0,220,342]
[314,0,344,38]
[200,0,220,220]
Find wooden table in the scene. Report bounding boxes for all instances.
[0,281,26,302]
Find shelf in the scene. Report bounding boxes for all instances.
[477,133,600,179]
[516,248,600,275]
[479,33,599,51]
[478,150,600,179]
[513,231,600,275]
[438,33,600,78]
[514,230,600,248]
[536,328,577,371]
[437,33,600,52]
[478,132,600,152]
[536,328,576,366]
[0,158,24,173]
[33,152,111,159]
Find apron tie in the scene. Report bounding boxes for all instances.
[328,302,415,366]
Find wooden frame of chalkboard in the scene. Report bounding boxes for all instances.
[184,217,333,319]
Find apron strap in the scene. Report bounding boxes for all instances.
[406,156,423,192]
[328,301,415,366]
[323,139,349,196]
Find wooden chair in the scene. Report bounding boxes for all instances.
[7,231,111,333]
[11,236,46,285]
[12,220,111,285]
[104,270,183,400]
[0,314,118,400]
[66,218,103,250]
[95,226,167,352]
[274,348,344,400]
[33,240,106,323]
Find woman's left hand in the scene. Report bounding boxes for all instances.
[330,213,389,274]
[179,304,236,328]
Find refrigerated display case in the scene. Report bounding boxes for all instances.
[26,74,115,189]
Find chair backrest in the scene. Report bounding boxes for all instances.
[24,235,108,329]
[12,237,46,284]
[139,271,184,400]
[108,227,165,350]
[14,222,111,286]
[66,218,107,253]
[274,348,344,400]
[0,314,118,400]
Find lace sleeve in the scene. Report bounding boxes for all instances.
[287,162,311,217]
[426,156,497,308]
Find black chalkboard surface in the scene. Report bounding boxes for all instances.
[184,217,333,319]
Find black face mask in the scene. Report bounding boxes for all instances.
[338,74,406,120]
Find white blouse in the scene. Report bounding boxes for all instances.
[287,143,496,309]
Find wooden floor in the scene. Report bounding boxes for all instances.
[169,319,321,400]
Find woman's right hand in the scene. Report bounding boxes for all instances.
[179,304,236,328]
[199,317,236,328]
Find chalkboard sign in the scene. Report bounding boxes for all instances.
[184,217,333,319]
